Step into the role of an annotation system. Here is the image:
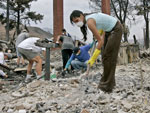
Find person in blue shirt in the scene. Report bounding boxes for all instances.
[64,42,94,71]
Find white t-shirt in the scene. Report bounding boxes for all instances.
[0,52,4,64]
[18,37,44,52]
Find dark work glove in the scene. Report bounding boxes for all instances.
[61,70,66,77]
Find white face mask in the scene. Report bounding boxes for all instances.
[76,53,80,56]
[76,21,84,27]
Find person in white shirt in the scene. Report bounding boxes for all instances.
[15,29,29,67]
[17,37,45,82]
[0,45,8,78]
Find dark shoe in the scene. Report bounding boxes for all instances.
[17,64,19,67]
[98,84,113,93]
[23,64,26,67]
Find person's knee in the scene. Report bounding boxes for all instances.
[71,60,76,66]
[32,56,42,63]
[39,57,42,64]
[29,60,34,65]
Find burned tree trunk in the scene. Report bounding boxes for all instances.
[118,42,140,65]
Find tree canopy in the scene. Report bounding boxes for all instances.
[0,0,43,34]
[135,0,150,49]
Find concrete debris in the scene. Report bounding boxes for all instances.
[27,80,41,89]
[18,109,26,113]
[0,49,150,113]
[121,101,133,110]
[11,91,28,98]
[7,108,14,113]
[80,109,90,113]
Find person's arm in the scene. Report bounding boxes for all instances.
[89,40,95,49]
[89,29,103,49]
[56,35,64,47]
[87,18,105,49]
[64,54,75,70]
[56,35,61,43]
[56,35,64,43]
[86,18,105,66]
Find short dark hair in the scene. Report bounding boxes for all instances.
[70,10,83,24]
[73,47,80,54]
[62,29,66,32]
[70,10,87,41]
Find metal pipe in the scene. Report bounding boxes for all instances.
[45,47,50,80]
[102,0,110,15]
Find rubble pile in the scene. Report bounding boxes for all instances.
[0,49,150,113]
[140,48,150,58]
[50,49,63,70]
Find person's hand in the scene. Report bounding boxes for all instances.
[99,29,104,35]
[4,74,8,78]
[62,68,67,76]
[55,42,60,47]
[88,49,101,67]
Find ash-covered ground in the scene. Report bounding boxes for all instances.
[0,49,150,113]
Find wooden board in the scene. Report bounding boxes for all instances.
[14,66,36,72]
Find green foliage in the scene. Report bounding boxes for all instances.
[0,0,43,30]
[0,13,4,21]
[26,12,43,24]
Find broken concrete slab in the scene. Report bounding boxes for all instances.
[18,109,27,113]
[0,47,150,113]
[27,80,41,89]
[80,109,90,113]
[11,91,28,98]
[121,100,133,110]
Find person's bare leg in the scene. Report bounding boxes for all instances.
[35,57,42,75]
[32,56,42,76]
[17,57,21,65]
[25,60,34,82]
[27,60,34,75]
[21,57,25,65]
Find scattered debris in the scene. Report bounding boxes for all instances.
[0,46,150,113]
